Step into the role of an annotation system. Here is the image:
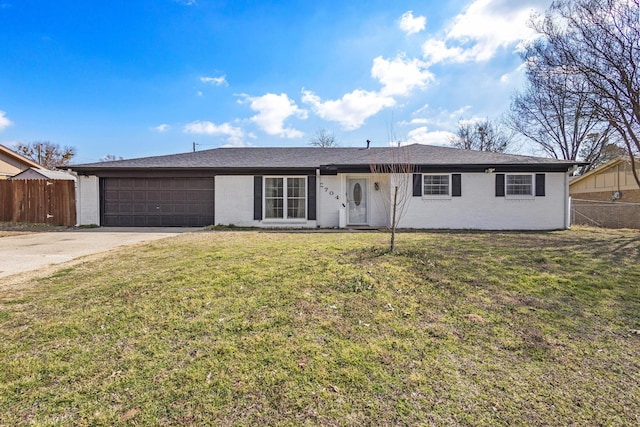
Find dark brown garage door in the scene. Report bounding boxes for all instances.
[102,178,214,227]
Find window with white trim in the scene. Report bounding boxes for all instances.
[264,177,306,219]
[423,174,450,196]
[506,174,533,195]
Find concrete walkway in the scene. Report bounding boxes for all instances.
[0,228,200,279]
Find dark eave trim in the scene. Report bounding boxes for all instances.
[320,163,582,174]
[71,161,584,177]
[71,167,318,178]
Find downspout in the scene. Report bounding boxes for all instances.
[316,168,320,228]
[566,166,578,229]
[73,171,80,227]
[565,172,569,229]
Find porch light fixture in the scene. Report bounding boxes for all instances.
[374,182,380,191]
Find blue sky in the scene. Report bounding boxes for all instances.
[0,0,551,163]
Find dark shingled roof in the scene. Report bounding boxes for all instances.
[70,144,581,173]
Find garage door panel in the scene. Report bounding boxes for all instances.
[111,179,132,189]
[118,203,133,214]
[133,216,147,226]
[160,205,174,214]
[147,216,162,226]
[145,191,158,201]
[102,178,214,227]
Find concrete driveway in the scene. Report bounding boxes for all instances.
[0,227,200,280]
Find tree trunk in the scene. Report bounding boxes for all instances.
[390,185,398,252]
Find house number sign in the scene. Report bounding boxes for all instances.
[319,181,340,199]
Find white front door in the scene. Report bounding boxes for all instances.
[347,178,368,225]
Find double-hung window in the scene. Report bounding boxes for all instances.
[496,173,544,197]
[506,174,533,196]
[423,174,450,196]
[413,173,461,198]
[264,177,306,219]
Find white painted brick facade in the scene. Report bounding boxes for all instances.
[400,172,569,229]
[76,175,100,226]
[76,171,571,229]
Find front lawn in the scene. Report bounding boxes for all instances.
[0,229,638,426]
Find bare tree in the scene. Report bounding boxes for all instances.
[100,154,124,162]
[369,145,417,252]
[449,118,514,152]
[309,128,338,147]
[532,0,640,186]
[579,140,627,172]
[508,40,613,169]
[15,141,76,169]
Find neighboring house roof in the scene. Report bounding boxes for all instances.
[10,167,77,181]
[0,144,44,178]
[70,144,582,175]
[570,157,629,186]
[570,156,639,193]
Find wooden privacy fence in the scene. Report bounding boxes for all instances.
[0,180,76,226]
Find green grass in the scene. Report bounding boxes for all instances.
[1,228,639,426]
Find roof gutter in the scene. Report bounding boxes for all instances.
[320,162,585,175]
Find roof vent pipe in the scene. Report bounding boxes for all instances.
[366,139,371,149]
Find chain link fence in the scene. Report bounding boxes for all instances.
[571,198,640,229]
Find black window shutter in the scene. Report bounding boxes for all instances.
[452,174,461,197]
[253,176,263,220]
[495,174,505,197]
[413,173,422,197]
[535,174,545,196]
[307,175,317,220]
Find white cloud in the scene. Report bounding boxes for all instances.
[183,121,246,145]
[406,127,456,146]
[0,111,12,131]
[371,55,434,96]
[152,124,170,132]
[407,105,472,129]
[200,75,228,86]
[302,89,395,131]
[421,39,467,65]
[450,105,473,117]
[301,54,431,131]
[457,116,487,127]
[398,118,429,126]
[500,62,527,84]
[413,104,430,114]
[422,0,544,64]
[175,0,196,5]
[400,11,426,35]
[400,106,475,146]
[240,93,307,138]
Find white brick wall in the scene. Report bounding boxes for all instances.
[215,175,318,228]
[79,172,571,230]
[400,172,569,230]
[76,175,100,226]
